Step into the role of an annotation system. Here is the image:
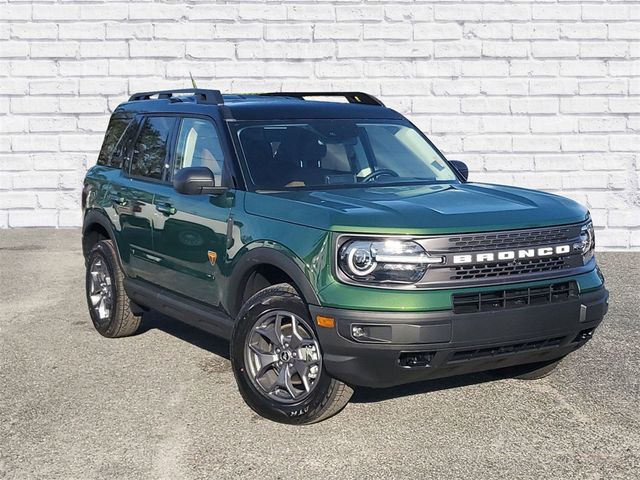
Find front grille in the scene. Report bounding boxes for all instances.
[452,281,578,314]
[446,226,574,252]
[451,256,571,281]
[448,336,565,363]
[412,222,590,288]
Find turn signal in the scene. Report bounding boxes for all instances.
[316,315,335,328]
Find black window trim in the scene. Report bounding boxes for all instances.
[119,115,143,175]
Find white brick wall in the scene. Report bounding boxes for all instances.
[0,0,639,250]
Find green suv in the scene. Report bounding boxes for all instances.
[82,89,608,424]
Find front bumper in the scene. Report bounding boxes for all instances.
[310,286,608,388]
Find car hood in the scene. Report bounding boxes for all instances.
[244,183,589,234]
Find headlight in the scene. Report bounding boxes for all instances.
[575,221,595,263]
[337,238,444,285]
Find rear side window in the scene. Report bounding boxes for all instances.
[97,113,132,168]
[129,116,175,180]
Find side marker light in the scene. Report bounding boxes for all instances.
[316,315,335,328]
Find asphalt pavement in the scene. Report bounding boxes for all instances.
[1,229,638,479]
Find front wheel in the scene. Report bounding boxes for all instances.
[230,284,353,424]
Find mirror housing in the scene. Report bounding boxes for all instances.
[449,160,469,182]
[173,167,228,195]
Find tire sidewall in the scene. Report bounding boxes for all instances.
[231,288,334,423]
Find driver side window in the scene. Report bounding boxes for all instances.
[174,118,226,186]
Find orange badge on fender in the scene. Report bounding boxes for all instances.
[207,251,217,266]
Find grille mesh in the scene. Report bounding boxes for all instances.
[446,226,574,253]
[451,256,570,280]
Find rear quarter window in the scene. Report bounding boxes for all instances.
[97,113,134,168]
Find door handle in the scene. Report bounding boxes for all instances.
[109,193,127,206]
[155,203,176,216]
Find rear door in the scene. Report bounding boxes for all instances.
[118,115,176,280]
[150,115,233,307]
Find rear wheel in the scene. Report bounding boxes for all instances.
[231,283,352,424]
[497,357,563,380]
[85,240,141,338]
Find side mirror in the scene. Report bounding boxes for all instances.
[173,167,228,195]
[449,160,469,182]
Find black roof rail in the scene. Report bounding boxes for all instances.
[260,91,385,107]
[128,88,224,105]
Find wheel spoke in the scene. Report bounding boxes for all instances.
[292,359,312,392]
[89,277,100,295]
[90,270,101,286]
[249,344,279,378]
[98,297,108,319]
[274,364,297,399]
[274,314,286,345]
[90,293,101,306]
[255,323,282,348]
[288,316,306,349]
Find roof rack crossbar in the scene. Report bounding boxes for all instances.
[259,91,385,107]
[128,88,224,105]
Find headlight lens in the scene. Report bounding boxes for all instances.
[338,238,443,285]
[575,221,595,263]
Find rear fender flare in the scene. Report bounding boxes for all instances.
[82,209,127,268]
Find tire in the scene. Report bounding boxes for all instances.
[231,283,353,424]
[497,357,563,380]
[85,239,141,338]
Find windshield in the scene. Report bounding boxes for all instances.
[235,120,458,190]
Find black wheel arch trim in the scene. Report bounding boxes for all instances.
[225,247,321,317]
[82,209,123,264]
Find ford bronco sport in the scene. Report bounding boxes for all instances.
[82,89,609,424]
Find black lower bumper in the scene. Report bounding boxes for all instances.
[310,286,609,388]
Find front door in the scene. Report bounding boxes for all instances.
[150,116,232,308]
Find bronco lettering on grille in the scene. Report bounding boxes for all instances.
[452,245,571,264]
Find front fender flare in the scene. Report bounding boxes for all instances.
[225,246,321,316]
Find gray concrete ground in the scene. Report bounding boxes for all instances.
[0,229,638,479]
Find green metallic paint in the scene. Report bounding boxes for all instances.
[85,163,603,318]
[227,191,332,294]
[243,183,589,235]
[147,183,231,306]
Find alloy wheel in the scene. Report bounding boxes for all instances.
[244,310,322,404]
[88,256,113,324]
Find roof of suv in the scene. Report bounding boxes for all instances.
[118,91,405,121]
